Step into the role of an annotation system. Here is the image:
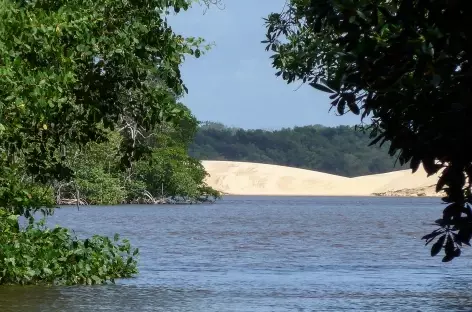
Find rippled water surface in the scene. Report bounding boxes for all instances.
[2,196,472,311]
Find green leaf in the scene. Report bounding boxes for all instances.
[422,158,441,176]
[309,82,334,93]
[7,214,19,221]
[356,10,368,21]
[436,167,449,192]
[91,275,102,284]
[442,254,455,262]
[347,101,360,115]
[410,156,421,173]
[337,99,346,115]
[422,228,443,241]
[43,268,53,275]
[431,234,446,257]
[445,235,455,256]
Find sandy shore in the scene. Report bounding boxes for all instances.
[202,160,442,197]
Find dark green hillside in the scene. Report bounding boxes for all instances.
[189,122,406,177]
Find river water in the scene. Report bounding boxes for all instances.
[1,196,472,311]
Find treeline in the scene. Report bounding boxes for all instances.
[189,122,405,177]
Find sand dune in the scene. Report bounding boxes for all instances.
[202,160,441,197]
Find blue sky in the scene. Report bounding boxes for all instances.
[169,0,360,130]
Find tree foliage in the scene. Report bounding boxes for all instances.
[134,147,219,202]
[56,107,220,205]
[190,122,405,177]
[264,0,472,261]
[55,129,125,205]
[57,119,220,205]
[0,0,217,285]
[0,0,202,183]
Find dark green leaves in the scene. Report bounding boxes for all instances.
[410,156,421,173]
[345,93,360,115]
[327,92,360,115]
[456,227,472,246]
[441,233,462,262]
[424,225,468,262]
[443,235,455,262]
[431,234,446,257]
[309,82,334,93]
[436,167,450,192]
[265,0,472,264]
[337,98,346,115]
[421,157,441,177]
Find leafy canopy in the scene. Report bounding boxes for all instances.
[58,111,221,205]
[0,0,209,189]
[0,0,217,285]
[264,0,472,262]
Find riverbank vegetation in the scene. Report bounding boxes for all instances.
[0,0,219,285]
[190,122,405,177]
[57,106,220,206]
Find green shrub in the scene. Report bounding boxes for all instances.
[75,167,127,205]
[0,211,138,285]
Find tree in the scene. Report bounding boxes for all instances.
[264,0,472,262]
[190,123,404,177]
[133,147,219,202]
[0,0,206,212]
[54,129,124,205]
[0,0,216,284]
[54,112,220,205]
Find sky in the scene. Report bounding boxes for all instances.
[168,0,360,130]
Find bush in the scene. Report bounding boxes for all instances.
[0,211,138,285]
[133,147,221,202]
[75,167,127,205]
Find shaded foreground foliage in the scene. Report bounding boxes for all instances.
[190,122,405,177]
[0,0,219,285]
[265,0,472,261]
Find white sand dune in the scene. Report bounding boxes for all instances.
[202,160,441,197]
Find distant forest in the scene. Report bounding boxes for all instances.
[189,122,406,177]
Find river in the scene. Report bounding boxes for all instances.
[1,196,472,311]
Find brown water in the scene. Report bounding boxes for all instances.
[1,196,472,311]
